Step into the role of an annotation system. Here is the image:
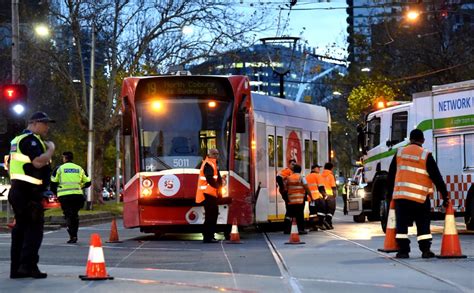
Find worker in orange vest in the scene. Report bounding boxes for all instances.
[321,162,337,230]
[387,129,450,259]
[196,148,226,243]
[305,164,329,231]
[276,159,296,234]
[285,164,311,234]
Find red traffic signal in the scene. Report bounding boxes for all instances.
[1,84,28,116]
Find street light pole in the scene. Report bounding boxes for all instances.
[86,24,95,210]
[11,0,20,83]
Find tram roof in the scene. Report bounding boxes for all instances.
[251,92,329,123]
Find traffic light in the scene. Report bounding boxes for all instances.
[1,84,27,116]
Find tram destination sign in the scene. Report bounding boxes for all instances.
[136,76,231,99]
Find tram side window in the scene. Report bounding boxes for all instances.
[268,135,275,167]
[312,140,318,166]
[304,139,310,169]
[234,122,250,182]
[277,135,283,167]
[367,117,381,150]
[465,134,474,170]
[391,111,408,145]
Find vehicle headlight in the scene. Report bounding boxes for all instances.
[357,188,366,198]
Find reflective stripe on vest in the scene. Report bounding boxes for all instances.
[52,162,91,196]
[9,133,46,185]
[195,157,218,204]
[393,144,434,203]
[287,174,305,205]
[306,173,323,200]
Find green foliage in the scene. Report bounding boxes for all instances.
[44,202,123,217]
[347,78,400,122]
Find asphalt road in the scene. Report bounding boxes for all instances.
[0,205,473,292]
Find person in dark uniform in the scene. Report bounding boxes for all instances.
[51,151,91,244]
[387,129,450,259]
[276,159,296,234]
[195,148,226,243]
[8,112,56,279]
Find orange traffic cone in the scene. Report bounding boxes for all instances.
[106,218,122,243]
[437,202,466,259]
[79,233,114,280]
[378,200,399,253]
[227,218,242,244]
[285,218,305,245]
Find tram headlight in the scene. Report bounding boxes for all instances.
[142,178,153,188]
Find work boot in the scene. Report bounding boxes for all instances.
[395,252,409,259]
[421,251,436,258]
[17,265,47,279]
[67,237,78,244]
[322,220,332,230]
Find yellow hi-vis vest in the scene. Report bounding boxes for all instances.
[195,157,218,204]
[286,173,305,205]
[9,133,46,185]
[306,172,324,200]
[393,144,434,203]
[51,162,91,197]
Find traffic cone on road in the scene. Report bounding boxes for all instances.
[437,202,466,259]
[106,218,122,243]
[79,233,114,280]
[378,200,399,253]
[227,218,242,244]
[285,218,305,245]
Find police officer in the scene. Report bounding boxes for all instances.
[321,162,337,229]
[51,151,91,244]
[387,129,450,259]
[285,164,311,234]
[196,148,226,243]
[9,112,55,279]
[305,164,329,231]
[276,159,296,234]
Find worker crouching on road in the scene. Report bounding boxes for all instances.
[51,151,91,244]
[387,129,450,259]
[276,159,296,234]
[321,162,337,230]
[305,164,330,231]
[285,164,311,234]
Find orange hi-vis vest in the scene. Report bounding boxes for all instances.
[393,144,434,203]
[286,173,305,205]
[278,167,293,179]
[195,157,218,204]
[321,169,336,196]
[306,172,324,200]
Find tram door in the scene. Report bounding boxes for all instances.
[265,125,278,220]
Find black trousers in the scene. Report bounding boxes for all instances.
[287,204,305,232]
[203,194,218,241]
[325,196,336,223]
[395,198,432,253]
[58,194,85,238]
[8,182,44,274]
[309,198,327,225]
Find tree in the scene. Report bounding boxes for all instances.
[31,1,272,204]
[346,76,401,122]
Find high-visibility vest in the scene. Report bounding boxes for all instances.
[306,172,324,200]
[9,133,46,185]
[393,144,434,203]
[286,173,305,205]
[321,169,336,196]
[278,167,293,179]
[51,162,91,197]
[195,157,218,204]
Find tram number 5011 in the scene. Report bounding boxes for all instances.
[173,158,190,167]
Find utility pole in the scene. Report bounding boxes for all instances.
[86,24,95,210]
[11,0,20,83]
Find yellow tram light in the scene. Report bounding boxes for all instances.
[208,101,217,108]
